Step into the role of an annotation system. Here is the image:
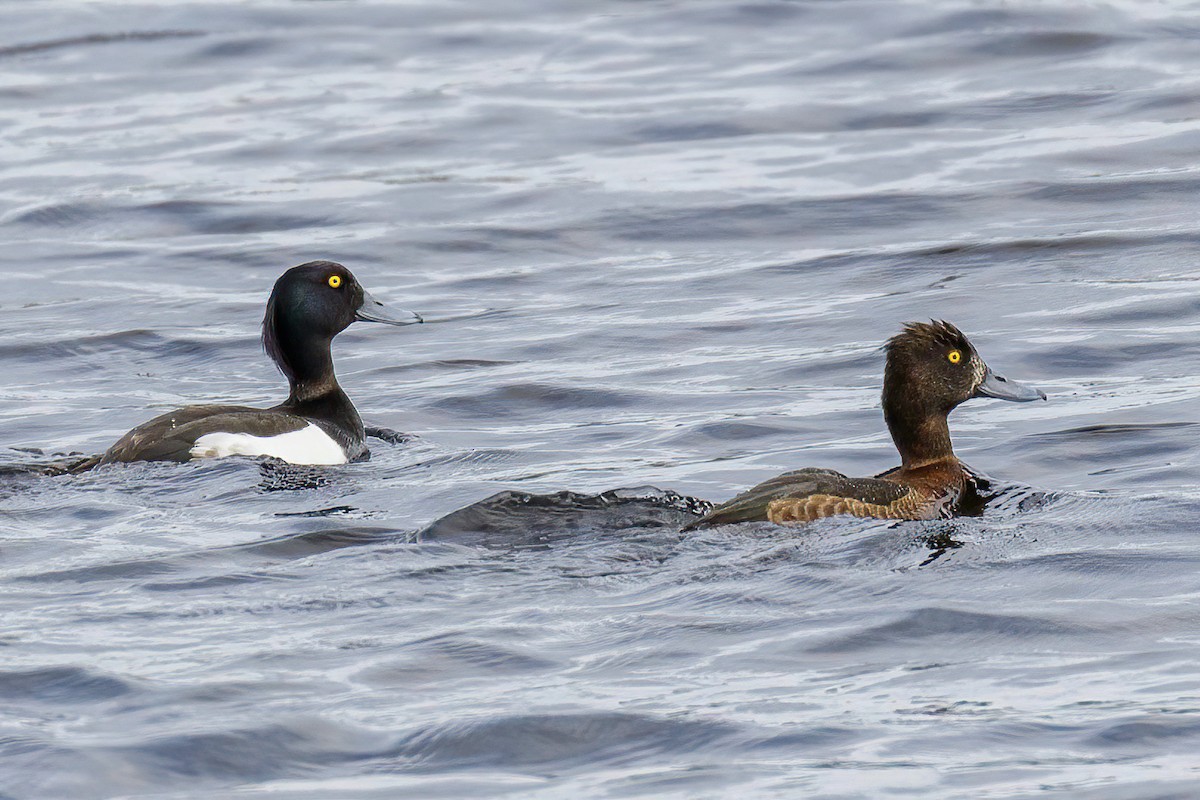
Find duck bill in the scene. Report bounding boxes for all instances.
[355,290,423,326]
[974,367,1046,402]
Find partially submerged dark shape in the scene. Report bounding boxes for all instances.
[421,486,713,547]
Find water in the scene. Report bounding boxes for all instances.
[2,1,1200,796]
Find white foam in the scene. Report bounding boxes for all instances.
[190,423,347,465]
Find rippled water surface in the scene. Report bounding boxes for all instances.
[3,1,1200,797]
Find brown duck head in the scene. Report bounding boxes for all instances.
[882,320,1045,469]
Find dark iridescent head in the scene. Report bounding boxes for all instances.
[262,260,421,386]
[882,320,1044,466]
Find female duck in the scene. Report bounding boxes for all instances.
[97,261,420,466]
[687,321,1045,528]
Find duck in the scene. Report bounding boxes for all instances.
[685,320,1045,528]
[95,260,421,467]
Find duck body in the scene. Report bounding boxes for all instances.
[693,461,969,527]
[98,398,361,466]
[688,321,1043,529]
[96,261,420,468]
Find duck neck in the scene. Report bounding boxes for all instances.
[270,326,351,412]
[277,342,363,441]
[884,402,956,470]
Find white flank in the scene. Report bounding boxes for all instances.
[189,423,348,465]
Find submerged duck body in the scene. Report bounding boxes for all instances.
[98,261,420,467]
[688,321,1045,528]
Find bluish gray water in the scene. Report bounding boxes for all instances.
[2,1,1200,797]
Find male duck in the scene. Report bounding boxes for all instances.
[687,321,1045,528]
[97,261,420,466]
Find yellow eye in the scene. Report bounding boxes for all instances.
[328,275,342,289]
[948,349,962,364]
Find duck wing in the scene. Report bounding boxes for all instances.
[99,405,310,464]
[684,467,916,529]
